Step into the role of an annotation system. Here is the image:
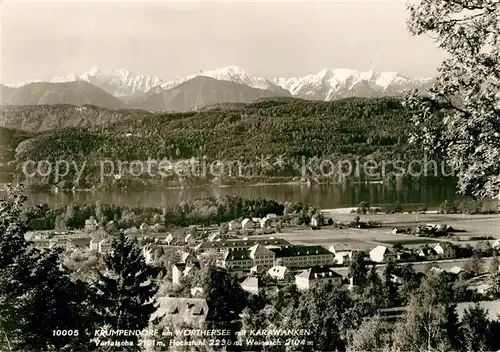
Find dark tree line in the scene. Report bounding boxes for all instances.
[24,196,286,231]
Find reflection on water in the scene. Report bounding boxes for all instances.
[19,182,462,209]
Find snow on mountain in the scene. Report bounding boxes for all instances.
[159,66,287,94]
[76,66,165,96]
[5,79,43,88]
[5,66,433,101]
[51,73,79,83]
[201,66,286,93]
[274,68,432,101]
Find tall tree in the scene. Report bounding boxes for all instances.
[0,185,97,351]
[94,233,159,351]
[404,0,500,199]
[465,251,485,277]
[347,315,388,352]
[396,264,422,305]
[383,261,398,307]
[392,272,460,352]
[461,302,490,352]
[489,255,500,274]
[363,265,384,312]
[290,284,351,351]
[193,265,248,327]
[348,252,367,288]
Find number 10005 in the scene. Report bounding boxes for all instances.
[53,330,79,336]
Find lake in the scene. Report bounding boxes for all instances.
[18,181,462,209]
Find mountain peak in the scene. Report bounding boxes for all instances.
[4,65,432,103]
[274,68,431,100]
[88,66,102,75]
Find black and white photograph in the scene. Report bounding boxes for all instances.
[1,0,500,351]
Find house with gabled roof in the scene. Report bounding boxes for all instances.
[89,233,112,254]
[369,245,396,263]
[250,265,268,275]
[241,276,263,295]
[259,217,272,228]
[241,218,255,229]
[98,237,112,254]
[295,266,343,290]
[433,242,456,259]
[268,265,289,280]
[417,247,439,261]
[172,262,200,285]
[218,250,253,270]
[493,239,500,249]
[249,244,275,267]
[180,251,199,264]
[228,220,241,231]
[328,244,360,265]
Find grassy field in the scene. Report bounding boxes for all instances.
[274,213,500,249]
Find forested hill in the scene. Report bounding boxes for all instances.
[1,97,424,188]
[9,97,413,160]
[0,104,152,132]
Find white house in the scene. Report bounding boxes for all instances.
[260,217,272,228]
[241,218,254,229]
[492,239,500,249]
[369,245,396,263]
[98,238,112,254]
[266,214,278,220]
[295,267,343,290]
[329,244,356,265]
[418,247,439,261]
[433,242,457,259]
[90,236,112,254]
[447,266,463,275]
[142,243,155,264]
[179,251,199,264]
[268,265,289,280]
[241,276,262,295]
[310,216,320,228]
[164,233,173,245]
[172,263,200,285]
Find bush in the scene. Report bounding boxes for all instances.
[356,201,370,215]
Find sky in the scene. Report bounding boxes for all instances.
[0,0,447,84]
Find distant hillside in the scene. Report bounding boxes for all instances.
[131,76,291,111]
[0,104,152,132]
[0,126,33,163]
[0,84,15,100]
[12,97,414,162]
[5,97,430,188]
[0,81,126,110]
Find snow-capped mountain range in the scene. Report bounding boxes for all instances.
[4,65,433,101]
[275,68,433,101]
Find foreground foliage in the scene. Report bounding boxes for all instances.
[405,0,500,199]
